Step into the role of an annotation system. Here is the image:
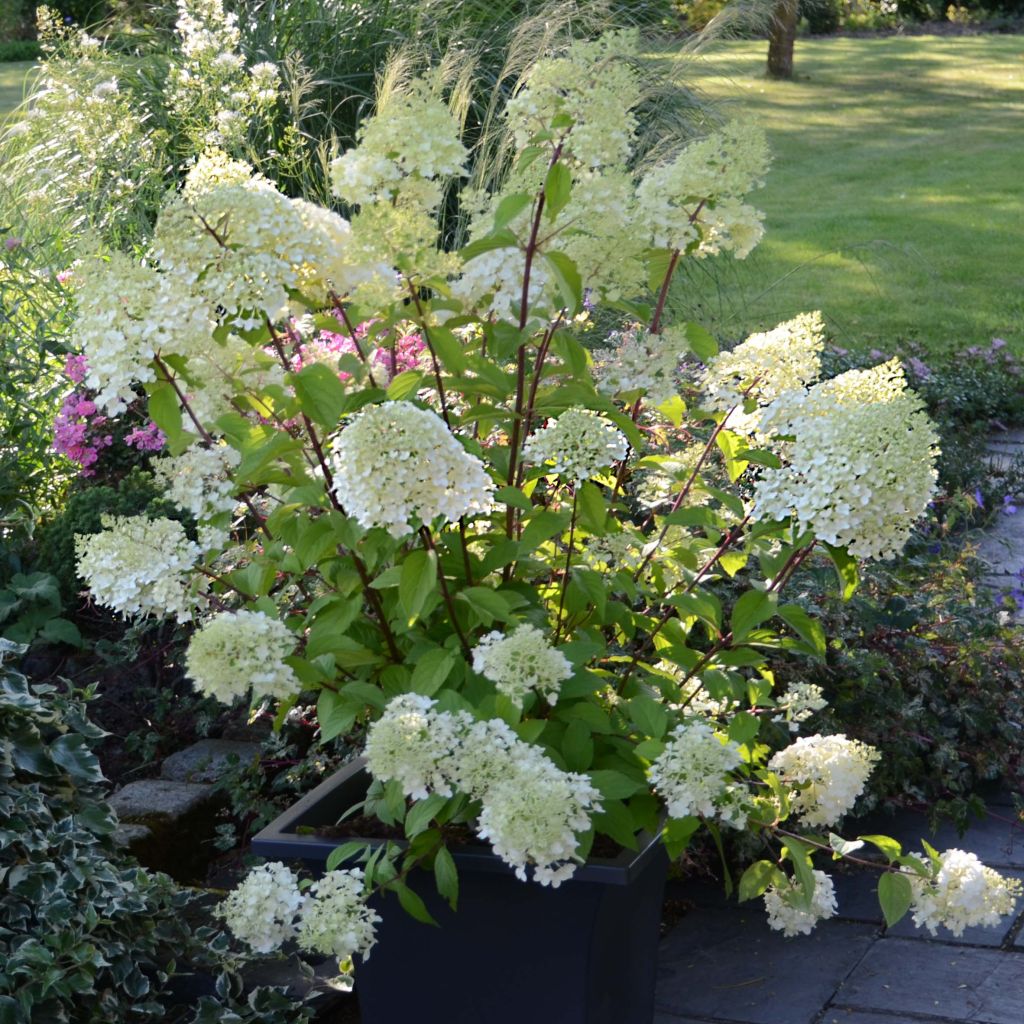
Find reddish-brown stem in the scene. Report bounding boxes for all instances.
[407,282,453,428]
[329,290,379,390]
[516,313,565,488]
[649,248,681,337]
[553,489,579,645]
[420,526,472,661]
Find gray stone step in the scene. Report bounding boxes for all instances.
[161,738,261,784]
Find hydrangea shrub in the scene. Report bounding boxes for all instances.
[64,30,1019,971]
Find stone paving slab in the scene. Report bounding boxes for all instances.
[819,1013,933,1024]
[655,904,876,1024]
[109,778,216,823]
[834,937,1024,1023]
[162,738,261,784]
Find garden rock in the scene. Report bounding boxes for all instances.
[161,738,261,784]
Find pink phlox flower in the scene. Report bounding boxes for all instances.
[64,353,89,383]
[124,422,167,452]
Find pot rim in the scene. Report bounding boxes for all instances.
[251,756,664,886]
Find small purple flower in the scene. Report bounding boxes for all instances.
[974,488,985,509]
[906,356,932,381]
[991,337,1007,351]
[1003,495,1020,516]
[928,542,941,555]
[3,237,21,252]
[868,349,887,362]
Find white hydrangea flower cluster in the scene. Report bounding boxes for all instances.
[636,123,770,257]
[908,850,1022,937]
[218,862,305,954]
[522,408,629,483]
[768,734,880,828]
[75,515,201,622]
[73,248,212,415]
[185,609,301,704]
[505,30,642,169]
[219,862,379,964]
[476,748,601,887]
[648,722,743,822]
[581,530,645,574]
[753,360,940,560]
[152,442,240,528]
[298,870,383,962]
[772,682,828,733]
[329,401,494,537]
[450,245,549,320]
[593,323,689,406]
[330,77,467,208]
[363,693,466,800]
[764,870,838,937]
[169,0,280,150]
[471,624,573,705]
[702,312,826,411]
[365,696,602,886]
[153,152,314,329]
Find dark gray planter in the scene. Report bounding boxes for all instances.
[252,757,668,1024]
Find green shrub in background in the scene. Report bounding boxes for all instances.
[0,641,320,1023]
[0,40,41,61]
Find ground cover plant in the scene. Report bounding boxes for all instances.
[51,17,1022,982]
[672,35,1024,355]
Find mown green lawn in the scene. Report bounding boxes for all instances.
[674,36,1024,355]
[0,61,36,122]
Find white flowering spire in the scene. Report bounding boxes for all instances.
[648,722,744,822]
[636,123,770,258]
[185,609,301,704]
[702,312,825,411]
[329,401,494,537]
[75,515,201,622]
[753,360,940,560]
[217,862,304,954]
[764,870,838,937]
[476,747,603,887]
[330,77,467,210]
[592,323,690,406]
[768,734,880,828]
[909,850,1022,937]
[522,408,628,483]
[297,869,382,963]
[471,625,573,706]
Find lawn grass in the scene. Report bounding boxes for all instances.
[0,61,36,123]
[672,36,1024,355]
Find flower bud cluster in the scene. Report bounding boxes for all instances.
[522,408,628,483]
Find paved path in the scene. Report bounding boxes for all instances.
[655,801,1024,1024]
[978,428,1024,617]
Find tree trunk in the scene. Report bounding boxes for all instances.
[767,0,799,80]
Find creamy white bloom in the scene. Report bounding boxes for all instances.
[593,323,689,406]
[451,245,549,320]
[769,734,880,828]
[522,408,628,483]
[75,515,201,622]
[636,123,770,257]
[472,624,573,705]
[764,870,837,937]
[329,77,467,208]
[446,716,522,798]
[218,862,303,954]
[330,401,494,537]
[297,869,381,962]
[363,694,464,800]
[753,360,940,560]
[909,850,1022,937]
[476,746,602,887]
[773,682,828,733]
[505,30,642,169]
[185,609,301,704]
[152,442,240,526]
[648,722,743,820]
[703,312,825,412]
